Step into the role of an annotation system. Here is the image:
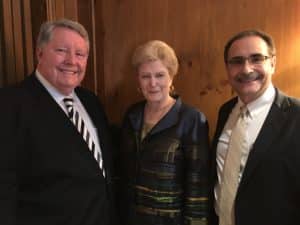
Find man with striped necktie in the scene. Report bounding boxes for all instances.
[0,19,116,225]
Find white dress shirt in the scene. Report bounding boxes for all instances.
[214,84,275,214]
[35,70,102,158]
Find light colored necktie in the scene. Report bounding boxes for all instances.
[219,106,248,225]
[63,98,105,177]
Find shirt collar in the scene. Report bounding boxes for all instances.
[35,70,75,103]
[237,84,275,119]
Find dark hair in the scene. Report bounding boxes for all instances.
[224,29,276,63]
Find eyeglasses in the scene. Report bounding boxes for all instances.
[227,54,273,66]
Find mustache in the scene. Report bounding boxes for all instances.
[234,71,263,83]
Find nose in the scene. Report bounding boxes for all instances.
[64,51,76,64]
[241,59,254,73]
[149,76,157,86]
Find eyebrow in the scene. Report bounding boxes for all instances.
[229,52,266,58]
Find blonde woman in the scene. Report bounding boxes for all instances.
[118,40,210,225]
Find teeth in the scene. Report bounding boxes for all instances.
[61,69,77,74]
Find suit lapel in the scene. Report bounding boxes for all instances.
[127,98,182,137]
[28,75,87,139]
[212,98,237,150]
[23,74,74,126]
[211,98,238,185]
[238,90,288,190]
[149,98,181,136]
[24,75,102,170]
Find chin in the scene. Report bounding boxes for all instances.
[146,94,160,100]
[146,98,162,103]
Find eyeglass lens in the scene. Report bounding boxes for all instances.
[228,54,270,65]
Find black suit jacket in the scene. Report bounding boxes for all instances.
[211,88,300,225]
[0,74,115,225]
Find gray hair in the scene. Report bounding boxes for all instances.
[36,18,89,51]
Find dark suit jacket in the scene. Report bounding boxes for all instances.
[211,88,300,225]
[0,74,116,225]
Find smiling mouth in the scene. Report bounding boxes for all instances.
[59,68,79,75]
[235,71,263,83]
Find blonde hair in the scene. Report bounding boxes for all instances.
[132,40,179,78]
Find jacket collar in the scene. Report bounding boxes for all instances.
[128,96,182,136]
[238,88,290,189]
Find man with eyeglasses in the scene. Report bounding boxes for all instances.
[211,30,300,225]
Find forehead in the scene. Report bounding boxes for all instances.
[49,27,88,48]
[138,60,168,73]
[228,36,269,57]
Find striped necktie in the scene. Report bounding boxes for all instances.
[63,97,105,177]
[218,106,248,225]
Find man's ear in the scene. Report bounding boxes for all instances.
[270,55,276,75]
[271,55,276,68]
[36,47,43,61]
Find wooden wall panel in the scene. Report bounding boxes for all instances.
[23,0,34,74]
[101,0,300,135]
[0,0,100,96]
[0,0,36,86]
[1,0,33,85]
[1,0,300,136]
[30,0,47,56]
[11,0,25,82]
[92,0,105,100]
[77,0,98,94]
[2,0,17,85]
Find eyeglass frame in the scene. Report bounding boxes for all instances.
[226,53,274,66]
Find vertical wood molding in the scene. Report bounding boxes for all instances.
[23,0,34,74]
[64,0,78,20]
[2,0,16,85]
[54,0,64,19]
[12,0,25,81]
[77,0,97,94]
[93,0,105,101]
[90,0,98,94]
[0,0,41,86]
[46,0,56,20]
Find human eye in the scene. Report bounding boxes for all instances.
[140,73,151,79]
[76,51,87,59]
[156,72,165,78]
[228,56,244,65]
[250,54,266,64]
[55,48,67,54]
